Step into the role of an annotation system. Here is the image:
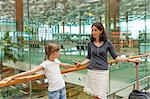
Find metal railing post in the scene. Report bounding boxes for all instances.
[113,93,116,99]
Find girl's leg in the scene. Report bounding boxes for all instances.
[48,90,60,99]
[60,87,66,99]
[95,96,100,99]
[95,96,107,99]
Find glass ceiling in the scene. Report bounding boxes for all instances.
[0,0,150,25]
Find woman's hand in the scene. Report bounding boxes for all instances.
[127,58,141,63]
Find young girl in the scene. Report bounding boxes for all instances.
[3,43,75,99]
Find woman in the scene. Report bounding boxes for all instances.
[76,22,139,99]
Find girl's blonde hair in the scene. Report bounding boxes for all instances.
[45,43,60,59]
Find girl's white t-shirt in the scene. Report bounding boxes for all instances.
[40,59,65,91]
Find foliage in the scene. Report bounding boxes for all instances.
[17,36,24,42]
[3,32,11,44]
[1,32,17,63]
[3,47,17,63]
[1,32,26,63]
[0,86,24,98]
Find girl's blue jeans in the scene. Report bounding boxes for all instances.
[48,87,66,99]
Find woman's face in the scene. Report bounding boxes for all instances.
[91,26,103,39]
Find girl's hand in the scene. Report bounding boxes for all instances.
[74,61,81,67]
[2,77,14,84]
[70,65,78,68]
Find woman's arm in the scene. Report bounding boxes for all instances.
[115,56,140,63]
[76,58,90,66]
[108,41,140,63]
[3,66,44,83]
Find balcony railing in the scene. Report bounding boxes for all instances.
[0,53,149,98]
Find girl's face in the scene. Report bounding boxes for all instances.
[53,51,60,58]
[91,26,103,39]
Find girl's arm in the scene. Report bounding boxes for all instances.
[3,66,44,83]
[60,63,76,68]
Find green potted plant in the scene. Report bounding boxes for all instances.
[0,31,25,79]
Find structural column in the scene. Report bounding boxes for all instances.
[79,18,81,34]
[16,0,23,32]
[62,22,65,33]
[105,0,111,38]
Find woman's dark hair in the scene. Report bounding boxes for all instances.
[45,43,60,59]
[90,22,107,42]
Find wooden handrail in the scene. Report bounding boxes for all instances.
[128,53,149,59]
[0,66,87,87]
[0,53,149,87]
[108,53,150,64]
